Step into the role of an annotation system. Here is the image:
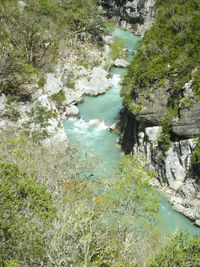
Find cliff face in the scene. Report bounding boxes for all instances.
[119,99,200,226]
[119,0,200,226]
[101,0,156,36]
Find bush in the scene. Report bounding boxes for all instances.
[0,161,56,265]
[192,138,200,165]
[149,232,200,267]
[122,0,200,112]
[3,104,20,121]
[158,114,172,151]
[110,37,126,60]
[22,101,58,141]
[37,76,46,88]
[0,131,161,266]
[50,90,66,108]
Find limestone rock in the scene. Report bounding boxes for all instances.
[109,122,118,133]
[101,0,156,36]
[0,94,6,111]
[88,119,103,126]
[103,35,115,45]
[44,73,63,95]
[114,58,129,68]
[145,126,162,142]
[172,99,200,138]
[76,67,111,96]
[62,89,84,106]
[65,105,79,117]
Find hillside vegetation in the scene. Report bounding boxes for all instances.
[0,0,104,99]
[1,1,200,266]
[121,0,200,109]
[1,132,200,265]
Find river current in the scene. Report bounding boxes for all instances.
[63,28,199,235]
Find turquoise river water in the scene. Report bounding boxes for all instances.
[63,28,199,236]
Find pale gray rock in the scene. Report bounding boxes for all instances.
[44,73,63,95]
[103,35,115,45]
[119,107,200,224]
[76,67,111,96]
[0,94,6,111]
[88,119,103,126]
[37,95,58,112]
[62,89,84,106]
[172,99,200,138]
[18,1,27,10]
[109,122,117,132]
[65,105,79,117]
[101,0,156,36]
[114,58,129,68]
[195,219,200,227]
[145,126,162,142]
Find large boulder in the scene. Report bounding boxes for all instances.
[114,58,129,68]
[76,67,111,96]
[65,105,79,117]
[88,119,103,126]
[44,73,63,95]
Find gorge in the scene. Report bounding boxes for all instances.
[0,0,200,265]
[115,0,200,227]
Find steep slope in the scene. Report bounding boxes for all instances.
[120,0,200,225]
[101,0,156,36]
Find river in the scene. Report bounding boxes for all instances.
[63,28,199,236]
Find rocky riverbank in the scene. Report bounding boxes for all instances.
[0,34,127,153]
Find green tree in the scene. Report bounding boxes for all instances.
[149,232,200,267]
[0,131,161,266]
[0,161,56,265]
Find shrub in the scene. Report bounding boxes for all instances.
[192,138,200,165]
[110,37,126,60]
[22,101,58,141]
[121,0,200,114]
[37,76,46,88]
[50,90,66,108]
[3,104,20,121]
[0,161,56,265]
[149,232,200,267]
[0,131,161,266]
[158,114,172,151]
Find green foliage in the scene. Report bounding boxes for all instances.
[122,0,200,109]
[193,69,200,100]
[0,0,104,98]
[60,0,105,43]
[50,90,66,108]
[0,131,161,266]
[75,58,89,69]
[158,114,172,151]
[3,104,20,121]
[37,76,46,88]
[192,138,200,165]
[149,232,200,267]
[23,101,58,140]
[110,37,126,60]
[0,161,56,265]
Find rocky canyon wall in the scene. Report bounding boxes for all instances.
[118,85,200,226]
[101,0,156,36]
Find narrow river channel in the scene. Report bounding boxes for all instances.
[63,28,199,236]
